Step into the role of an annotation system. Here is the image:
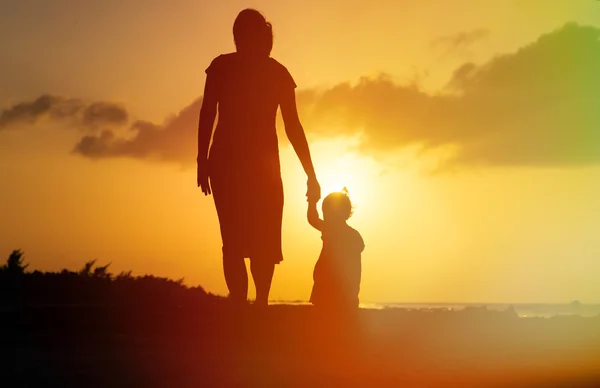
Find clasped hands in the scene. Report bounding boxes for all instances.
[306,176,321,204]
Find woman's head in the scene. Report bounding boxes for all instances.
[233,9,273,57]
[322,188,353,222]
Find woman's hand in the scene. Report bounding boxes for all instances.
[306,177,321,203]
[197,159,211,196]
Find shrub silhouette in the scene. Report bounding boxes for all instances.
[79,259,97,277]
[0,249,222,308]
[1,249,28,276]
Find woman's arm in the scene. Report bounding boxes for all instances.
[280,88,321,202]
[197,74,218,195]
[307,201,323,231]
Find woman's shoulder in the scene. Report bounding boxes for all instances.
[207,54,289,71]
[267,57,293,76]
[206,53,237,73]
[267,57,296,88]
[267,57,286,68]
[218,52,237,61]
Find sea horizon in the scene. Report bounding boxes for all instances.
[270,301,600,318]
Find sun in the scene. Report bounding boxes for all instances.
[317,154,369,208]
[283,136,384,217]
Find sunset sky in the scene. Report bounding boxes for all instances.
[1,0,600,303]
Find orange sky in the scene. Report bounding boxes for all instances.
[1,0,600,303]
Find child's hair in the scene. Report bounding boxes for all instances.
[322,187,353,221]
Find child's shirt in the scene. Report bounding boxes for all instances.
[318,223,365,295]
[321,223,365,264]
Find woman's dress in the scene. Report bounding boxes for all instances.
[206,52,296,264]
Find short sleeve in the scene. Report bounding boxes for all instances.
[205,55,223,76]
[274,63,297,103]
[280,65,297,90]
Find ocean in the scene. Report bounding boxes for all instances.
[271,301,600,318]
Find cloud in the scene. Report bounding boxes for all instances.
[433,28,490,50]
[432,28,490,59]
[73,99,202,164]
[0,94,128,131]
[302,23,600,166]
[81,102,129,129]
[4,23,599,169]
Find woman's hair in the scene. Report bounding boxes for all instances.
[322,187,353,221]
[233,9,273,57]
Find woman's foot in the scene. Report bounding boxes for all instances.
[227,294,248,308]
[253,299,268,307]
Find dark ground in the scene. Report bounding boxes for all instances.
[3,304,600,387]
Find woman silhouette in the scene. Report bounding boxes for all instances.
[197,9,321,306]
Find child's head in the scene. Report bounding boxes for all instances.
[322,188,353,222]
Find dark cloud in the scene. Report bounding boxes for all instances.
[0,95,64,128]
[82,102,129,129]
[14,23,600,169]
[0,94,128,130]
[74,130,118,158]
[433,28,490,51]
[432,28,490,60]
[73,99,202,164]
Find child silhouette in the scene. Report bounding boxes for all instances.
[307,188,365,311]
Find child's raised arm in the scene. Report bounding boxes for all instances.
[307,201,323,231]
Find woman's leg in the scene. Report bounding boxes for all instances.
[223,254,248,303]
[250,261,275,305]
